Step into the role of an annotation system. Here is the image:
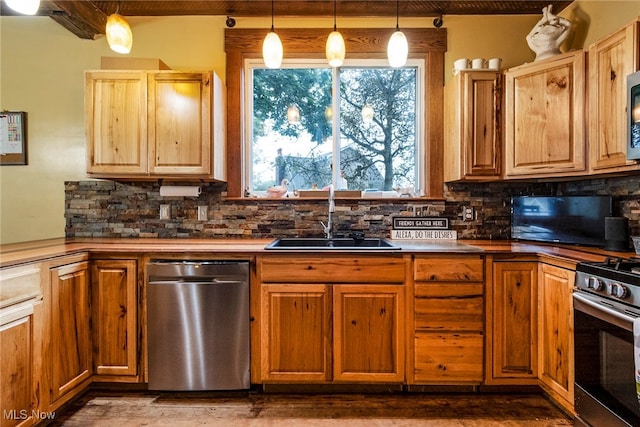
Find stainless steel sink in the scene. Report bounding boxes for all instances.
[265,237,401,250]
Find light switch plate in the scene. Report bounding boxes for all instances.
[197,206,208,221]
[160,204,170,220]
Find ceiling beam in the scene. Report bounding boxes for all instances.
[48,1,107,39]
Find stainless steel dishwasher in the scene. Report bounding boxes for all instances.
[146,260,250,390]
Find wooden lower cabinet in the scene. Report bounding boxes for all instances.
[47,258,92,409]
[412,255,485,384]
[257,255,407,384]
[0,303,37,427]
[538,262,575,413]
[333,285,404,382]
[91,259,139,381]
[414,333,484,383]
[260,283,405,383]
[260,284,331,382]
[488,260,538,384]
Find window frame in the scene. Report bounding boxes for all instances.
[225,27,447,198]
[244,58,425,195]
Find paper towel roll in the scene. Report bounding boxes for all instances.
[159,185,201,197]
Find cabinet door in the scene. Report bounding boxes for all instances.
[260,284,330,382]
[91,259,138,380]
[333,285,405,382]
[588,18,640,173]
[49,262,91,403]
[490,261,538,384]
[0,311,34,427]
[85,71,148,175]
[148,72,212,175]
[538,263,575,413]
[504,51,586,177]
[444,70,502,181]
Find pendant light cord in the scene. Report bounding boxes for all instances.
[270,0,275,31]
[395,0,400,31]
[333,0,337,31]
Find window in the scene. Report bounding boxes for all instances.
[246,59,423,196]
[225,27,446,198]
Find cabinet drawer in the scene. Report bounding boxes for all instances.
[414,256,483,281]
[0,263,42,308]
[414,333,484,383]
[415,296,483,332]
[258,256,406,283]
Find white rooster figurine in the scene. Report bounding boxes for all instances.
[266,179,289,198]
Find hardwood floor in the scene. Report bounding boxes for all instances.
[49,391,573,426]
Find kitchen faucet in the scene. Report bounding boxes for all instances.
[321,184,335,239]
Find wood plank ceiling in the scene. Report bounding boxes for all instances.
[2,1,573,40]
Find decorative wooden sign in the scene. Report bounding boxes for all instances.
[391,216,456,240]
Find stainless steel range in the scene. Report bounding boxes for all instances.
[574,257,640,427]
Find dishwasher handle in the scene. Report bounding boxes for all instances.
[148,279,247,286]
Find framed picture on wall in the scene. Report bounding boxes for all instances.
[0,111,27,165]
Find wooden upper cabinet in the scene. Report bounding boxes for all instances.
[85,71,148,175]
[444,70,502,181]
[504,50,586,177]
[86,70,226,181]
[148,71,225,178]
[588,17,640,174]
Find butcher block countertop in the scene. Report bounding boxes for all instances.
[0,237,630,269]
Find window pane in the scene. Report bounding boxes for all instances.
[339,68,417,191]
[249,61,420,196]
[252,67,333,192]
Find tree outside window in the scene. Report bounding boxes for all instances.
[249,60,421,195]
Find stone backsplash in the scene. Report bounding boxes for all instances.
[65,175,640,242]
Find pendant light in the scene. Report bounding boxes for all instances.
[4,0,40,15]
[387,0,408,68]
[262,0,283,69]
[106,2,133,54]
[361,104,374,123]
[326,0,345,67]
[287,105,300,124]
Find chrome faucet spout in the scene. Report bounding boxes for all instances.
[325,184,335,239]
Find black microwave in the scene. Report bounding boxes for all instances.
[628,70,640,160]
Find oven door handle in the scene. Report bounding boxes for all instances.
[573,292,635,332]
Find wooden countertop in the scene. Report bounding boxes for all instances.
[1,237,633,269]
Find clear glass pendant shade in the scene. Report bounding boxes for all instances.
[387,30,408,68]
[4,0,40,15]
[106,13,133,54]
[326,31,346,67]
[262,31,283,69]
